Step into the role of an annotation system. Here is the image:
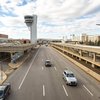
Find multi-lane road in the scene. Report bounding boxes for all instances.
[6,45,100,100]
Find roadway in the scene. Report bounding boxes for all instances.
[6,45,100,100]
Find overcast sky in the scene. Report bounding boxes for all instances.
[0,0,100,39]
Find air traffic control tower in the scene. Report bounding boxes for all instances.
[24,15,37,44]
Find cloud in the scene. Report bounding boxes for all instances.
[0,0,100,39]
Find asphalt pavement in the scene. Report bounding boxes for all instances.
[5,45,100,100]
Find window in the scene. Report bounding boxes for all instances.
[67,74,74,77]
[0,90,4,96]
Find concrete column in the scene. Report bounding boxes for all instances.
[31,15,37,44]
[63,45,64,53]
[79,50,82,60]
[11,53,14,63]
[10,53,16,63]
[92,64,95,68]
[92,53,96,68]
[93,53,96,62]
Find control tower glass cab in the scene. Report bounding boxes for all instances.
[24,15,33,27]
[24,15,37,44]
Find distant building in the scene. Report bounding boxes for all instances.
[8,39,30,44]
[81,34,88,43]
[82,33,100,43]
[72,35,81,41]
[0,34,8,38]
[88,35,100,42]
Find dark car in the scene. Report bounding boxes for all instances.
[45,60,52,67]
[0,82,11,100]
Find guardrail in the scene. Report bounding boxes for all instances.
[52,43,100,54]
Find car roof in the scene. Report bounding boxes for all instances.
[64,70,73,74]
[45,60,50,61]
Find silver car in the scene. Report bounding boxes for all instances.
[63,70,77,86]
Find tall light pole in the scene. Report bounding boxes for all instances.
[24,15,37,44]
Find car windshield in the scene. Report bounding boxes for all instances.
[0,90,3,97]
[46,61,50,63]
[67,74,74,77]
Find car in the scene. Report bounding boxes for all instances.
[63,70,77,86]
[45,44,48,47]
[45,60,52,67]
[0,82,11,100]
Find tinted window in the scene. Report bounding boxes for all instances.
[64,72,66,75]
[0,90,4,97]
[67,74,74,77]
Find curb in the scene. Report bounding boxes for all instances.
[52,47,100,82]
[0,71,7,85]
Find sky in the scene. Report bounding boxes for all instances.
[0,0,100,39]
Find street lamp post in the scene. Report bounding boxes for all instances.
[96,24,100,26]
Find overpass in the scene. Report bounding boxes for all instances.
[0,43,35,63]
[51,43,100,68]
[0,43,34,53]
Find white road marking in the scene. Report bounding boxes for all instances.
[62,85,68,96]
[83,85,93,96]
[43,85,45,96]
[18,49,39,90]
[42,67,44,70]
[54,67,57,71]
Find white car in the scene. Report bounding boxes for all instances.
[63,70,77,86]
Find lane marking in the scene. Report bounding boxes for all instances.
[62,85,68,96]
[43,85,45,96]
[83,85,93,96]
[42,67,44,70]
[54,67,57,71]
[18,49,40,90]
